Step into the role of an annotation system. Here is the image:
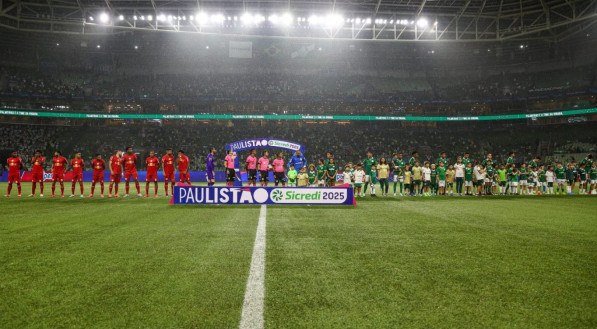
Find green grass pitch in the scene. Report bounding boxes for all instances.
[1,183,596,328]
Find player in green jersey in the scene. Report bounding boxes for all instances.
[287,165,298,187]
[578,163,588,194]
[408,151,419,167]
[506,152,516,167]
[316,159,326,187]
[553,163,566,194]
[528,156,540,169]
[436,152,449,168]
[430,163,438,195]
[590,162,597,195]
[579,154,593,169]
[481,153,494,169]
[369,165,378,197]
[462,153,472,167]
[362,151,377,196]
[519,163,529,195]
[392,153,406,196]
[437,162,447,195]
[497,165,508,195]
[464,162,474,195]
[326,158,337,187]
[308,164,317,187]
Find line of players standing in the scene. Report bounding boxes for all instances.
[4,147,191,198]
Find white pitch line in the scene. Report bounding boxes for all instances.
[239,205,267,329]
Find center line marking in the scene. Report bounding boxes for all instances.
[239,204,267,329]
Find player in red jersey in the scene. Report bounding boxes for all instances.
[161,148,175,196]
[69,152,85,198]
[123,146,142,197]
[51,151,68,197]
[29,150,46,197]
[177,150,191,184]
[5,151,23,197]
[89,154,106,198]
[145,150,160,197]
[108,150,123,197]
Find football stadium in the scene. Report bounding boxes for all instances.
[1,0,596,327]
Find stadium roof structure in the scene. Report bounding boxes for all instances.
[0,0,595,41]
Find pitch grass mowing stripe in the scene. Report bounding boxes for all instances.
[240,205,267,329]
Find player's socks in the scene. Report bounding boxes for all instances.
[32,183,37,195]
[566,186,572,194]
[125,183,130,195]
[40,183,44,195]
[17,184,21,195]
[135,182,140,194]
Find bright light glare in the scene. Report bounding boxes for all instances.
[323,14,344,28]
[416,18,428,28]
[99,12,109,23]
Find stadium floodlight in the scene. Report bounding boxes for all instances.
[157,14,166,22]
[99,13,109,24]
[268,14,279,24]
[133,15,138,21]
[189,15,194,21]
[417,18,428,28]
[147,15,153,21]
[365,18,372,25]
[308,15,320,25]
[88,16,94,21]
[355,18,361,24]
[240,12,253,25]
[196,12,208,25]
[167,15,173,22]
[233,16,238,21]
[96,45,101,48]
[140,16,145,21]
[210,14,224,24]
[323,14,344,28]
[134,45,139,50]
[118,15,124,21]
[280,13,293,26]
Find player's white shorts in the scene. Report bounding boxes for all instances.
[438,180,446,187]
[527,182,535,187]
[591,179,597,184]
[365,175,370,183]
[484,178,492,183]
[519,180,527,185]
[465,181,473,187]
[511,182,519,187]
[556,179,566,184]
[318,179,325,185]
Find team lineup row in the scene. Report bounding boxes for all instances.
[3,148,597,197]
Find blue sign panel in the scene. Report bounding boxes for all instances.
[173,186,354,206]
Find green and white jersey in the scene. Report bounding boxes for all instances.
[392,158,405,173]
[462,157,472,167]
[578,168,587,180]
[437,157,449,167]
[580,157,593,168]
[316,165,326,180]
[464,167,473,181]
[510,172,519,182]
[370,170,378,184]
[482,158,494,168]
[308,170,316,184]
[408,156,417,167]
[430,169,437,182]
[538,170,547,182]
[591,168,597,180]
[326,163,337,178]
[486,166,495,179]
[528,160,538,168]
[554,167,566,179]
[506,157,515,165]
[363,157,377,175]
[519,167,528,180]
[437,167,447,180]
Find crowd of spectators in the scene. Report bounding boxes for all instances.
[2,120,594,171]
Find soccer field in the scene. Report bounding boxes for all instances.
[1,183,596,328]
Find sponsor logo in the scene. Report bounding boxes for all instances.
[174,186,352,205]
[267,140,301,151]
